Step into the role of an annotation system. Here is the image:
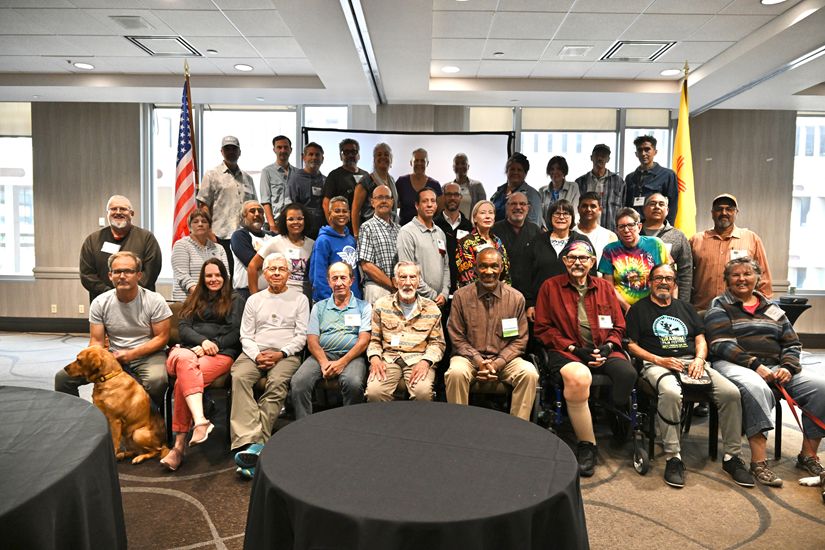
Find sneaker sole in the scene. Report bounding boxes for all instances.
[664,479,685,488]
[235,450,261,469]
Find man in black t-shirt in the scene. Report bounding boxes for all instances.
[323,138,370,234]
[626,263,752,490]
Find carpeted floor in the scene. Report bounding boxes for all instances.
[2,331,824,550]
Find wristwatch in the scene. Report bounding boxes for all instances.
[279,348,289,358]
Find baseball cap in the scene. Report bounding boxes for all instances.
[221,136,240,148]
[712,193,737,207]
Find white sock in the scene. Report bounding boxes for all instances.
[664,452,681,461]
[724,453,733,462]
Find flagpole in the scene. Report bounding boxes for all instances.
[184,58,199,190]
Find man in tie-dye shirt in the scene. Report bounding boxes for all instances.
[598,207,668,313]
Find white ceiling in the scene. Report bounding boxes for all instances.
[0,0,822,113]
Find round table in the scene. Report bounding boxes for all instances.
[244,401,588,550]
[0,386,127,549]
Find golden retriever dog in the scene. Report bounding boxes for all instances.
[65,345,169,464]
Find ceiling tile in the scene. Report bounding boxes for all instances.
[489,12,565,40]
[656,41,734,63]
[265,58,315,76]
[432,11,494,39]
[223,9,292,37]
[60,35,149,56]
[430,59,480,78]
[496,0,575,12]
[720,0,802,15]
[207,57,275,75]
[0,55,72,72]
[554,13,638,40]
[572,0,649,13]
[541,40,616,61]
[530,60,596,78]
[482,39,549,61]
[686,15,774,42]
[185,36,259,57]
[0,0,73,6]
[82,9,178,35]
[1,35,92,56]
[645,0,731,15]
[155,55,224,75]
[582,61,649,79]
[153,10,240,37]
[635,62,702,79]
[136,0,217,8]
[477,59,537,77]
[0,59,19,73]
[13,8,115,35]
[213,0,276,8]
[247,37,305,58]
[68,0,148,6]
[432,0,498,11]
[0,9,54,34]
[431,39,486,60]
[94,56,174,73]
[46,55,120,73]
[620,14,713,41]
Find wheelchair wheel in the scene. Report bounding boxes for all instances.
[633,448,650,475]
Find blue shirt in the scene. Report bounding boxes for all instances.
[624,162,679,225]
[307,293,372,354]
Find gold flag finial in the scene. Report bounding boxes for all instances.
[683,61,690,79]
[184,58,190,78]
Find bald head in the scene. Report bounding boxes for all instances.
[370,184,394,220]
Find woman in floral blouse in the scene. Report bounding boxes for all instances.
[456,200,511,288]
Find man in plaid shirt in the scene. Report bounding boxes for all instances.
[356,184,400,305]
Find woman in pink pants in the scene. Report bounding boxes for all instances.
[162,258,243,470]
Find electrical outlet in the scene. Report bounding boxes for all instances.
[51,304,57,314]
[79,305,85,314]
[99,217,106,227]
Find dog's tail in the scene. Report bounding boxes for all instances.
[160,445,170,459]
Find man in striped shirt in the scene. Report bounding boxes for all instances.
[689,194,772,311]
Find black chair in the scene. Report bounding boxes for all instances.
[465,356,543,424]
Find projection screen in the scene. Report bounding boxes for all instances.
[302,128,515,200]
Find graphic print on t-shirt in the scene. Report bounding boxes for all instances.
[652,315,688,350]
[337,245,358,268]
[614,252,655,300]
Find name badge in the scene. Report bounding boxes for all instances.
[764,304,784,321]
[460,186,470,195]
[502,318,518,338]
[312,186,323,196]
[345,314,360,326]
[664,243,673,255]
[390,334,401,347]
[731,249,749,261]
[270,313,281,327]
[456,229,469,240]
[598,315,613,329]
[286,247,300,260]
[437,239,446,255]
[101,241,121,254]
[633,196,645,207]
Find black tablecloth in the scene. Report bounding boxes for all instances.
[244,401,588,550]
[0,386,127,549]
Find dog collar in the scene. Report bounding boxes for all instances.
[97,370,123,383]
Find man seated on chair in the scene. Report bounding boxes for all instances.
[231,252,309,478]
[626,263,752,489]
[56,250,171,409]
[365,261,445,402]
[534,240,636,478]
[445,247,538,421]
[291,261,372,419]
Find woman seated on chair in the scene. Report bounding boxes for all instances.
[705,256,825,487]
[533,240,636,478]
[162,258,244,471]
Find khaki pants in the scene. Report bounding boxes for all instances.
[363,282,392,306]
[365,358,435,402]
[445,356,539,421]
[229,351,301,449]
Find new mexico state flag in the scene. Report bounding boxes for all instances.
[673,78,697,238]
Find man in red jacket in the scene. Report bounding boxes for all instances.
[534,240,636,477]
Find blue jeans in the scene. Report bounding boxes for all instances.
[712,359,825,441]
[291,351,367,419]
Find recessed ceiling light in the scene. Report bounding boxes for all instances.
[560,45,593,58]
[73,62,95,70]
[256,97,265,102]
[660,69,681,76]
[493,52,505,57]
[206,49,218,55]
[234,64,253,72]
[442,66,461,73]
[761,0,787,5]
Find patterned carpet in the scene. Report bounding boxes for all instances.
[2,331,824,550]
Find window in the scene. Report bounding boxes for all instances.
[788,115,825,291]
[520,132,618,183]
[623,128,671,176]
[304,106,347,130]
[0,104,34,276]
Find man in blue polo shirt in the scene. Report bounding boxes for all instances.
[290,261,372,419]
[624,135,679,225]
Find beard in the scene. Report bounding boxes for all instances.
[344,158,358,169]
[716,218,732,229]
[110,218,129,229]
[398,288,416,301]
[653,289,671,301]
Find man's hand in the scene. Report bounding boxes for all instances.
[657,357,686,372]
[112,349,131,365]
[256,351,281,370]
[435,295,446,308]
[687,358,705,379]
[774,367,792,384]
[322,359,346,379]
[409,360,431,386]
[755,364,775,383]
[476,359,498,381]
[369,356,387,382]
[191,345,205,358]
[526,307,536,323]
[571,346,597,364]
[201,339,219,356]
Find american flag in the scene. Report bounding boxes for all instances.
[173,82,196,247]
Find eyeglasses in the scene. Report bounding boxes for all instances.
[444,192,462,198]
[651,275,675,283]
[111,269,137,275]
[646,201,667,208]
[372,195,393,201]
[341,149,359,155]
[286,216,304,222]
[563,255,592,264]
[265,266,289,273]
[617,223,639,231]
[552,212,571,219]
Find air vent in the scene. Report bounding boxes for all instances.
[109,16,155,30]
[125,36,201,57]
[600,41,676,62]
[559,45,593,58]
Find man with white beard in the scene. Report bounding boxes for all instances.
[365,261,446,402]
[230,200,274,299]
[79,195,162,302]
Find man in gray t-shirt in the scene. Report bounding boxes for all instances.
[55,251,172,406]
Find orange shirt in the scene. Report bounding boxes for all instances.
[689,226,772,311]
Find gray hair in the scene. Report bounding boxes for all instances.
[263,252,292,273]
[507,192,527,205]
[475,246,503,266]
[393,261,420,279]
[453,152,468,165]
[723,256,762,286]
[373,142,393,169]
[329,195,349,209]
[106,195,132,212]
[411,147,429,162]
[339,138,359,153]
[107,250,141,272]
[471,200,495,223]
[615,207,641,226]
[242,200,262,216]
[645,193,668,206]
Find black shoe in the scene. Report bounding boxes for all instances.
[723,456,755,487]
[693,403,709,417]
[576,441,597,477]
[664,457,686,488]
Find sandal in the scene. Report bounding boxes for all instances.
[750,461,783,487]
[189,421,214,447]
[160,448,185,471]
